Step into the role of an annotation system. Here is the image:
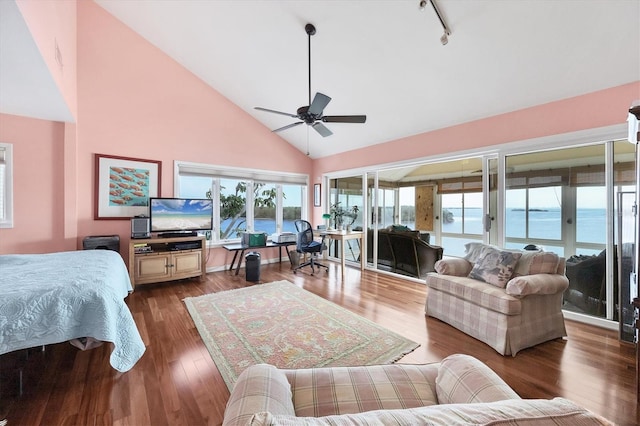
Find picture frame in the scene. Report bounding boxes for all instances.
[313,183,321,207]
[94,154,162,220]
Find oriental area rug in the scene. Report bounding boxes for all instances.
[184,280,419,390]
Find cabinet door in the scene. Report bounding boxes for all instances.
[135,254,171,283]
[172,250,202,279]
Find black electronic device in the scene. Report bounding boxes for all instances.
[149,198,213,234]
[159,231,198,238]
[170,241,202,251]
[83,235,120,252]
[131,216,150,239]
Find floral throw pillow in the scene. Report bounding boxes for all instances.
[468,246,522,288]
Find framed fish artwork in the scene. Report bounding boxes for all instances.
[94,154,162,219]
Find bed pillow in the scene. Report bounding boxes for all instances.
[468,245,522,288]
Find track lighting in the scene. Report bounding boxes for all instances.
[418,0,451,45]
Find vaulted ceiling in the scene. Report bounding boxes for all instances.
[2,1,639,159]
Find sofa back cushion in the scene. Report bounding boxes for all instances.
[284,363,439,417]
[468,246,522,288]
[514,250,561,276]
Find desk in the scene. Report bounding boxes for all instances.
[315,230,364,278]
[223,241,296,275]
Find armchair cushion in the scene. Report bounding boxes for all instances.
[284,363,439,417]
[250,398,608,426]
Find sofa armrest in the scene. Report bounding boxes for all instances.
[436,354,520,404]
[222,364,295,426]
[505,274,569,297]
[434,257,472,277]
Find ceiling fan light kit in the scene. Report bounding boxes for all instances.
[254,23,366,138]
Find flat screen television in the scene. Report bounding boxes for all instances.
[149,198,213,235]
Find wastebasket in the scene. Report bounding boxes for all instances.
[245,251,261,282]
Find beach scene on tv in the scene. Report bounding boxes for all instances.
[151,199,213,231]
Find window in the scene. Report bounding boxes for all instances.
[0,143,13,228]
[176,162,307,243]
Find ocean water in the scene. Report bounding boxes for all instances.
[438,207,606,244]
[222,208,607,257]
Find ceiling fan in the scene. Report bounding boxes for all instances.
[255,23,366,138]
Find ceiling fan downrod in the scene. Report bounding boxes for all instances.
[306,23,316,107]
[253,22,366,138]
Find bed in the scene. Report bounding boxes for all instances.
[0,250,145,372]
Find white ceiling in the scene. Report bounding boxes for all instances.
[2,1,639,159]
[0,0,73,123]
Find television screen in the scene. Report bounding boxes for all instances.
[149,198,213,233]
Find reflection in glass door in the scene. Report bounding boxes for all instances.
[618,191,636,342]
[328,176,364,263]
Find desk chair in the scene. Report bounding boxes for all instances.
[292,220,328,275]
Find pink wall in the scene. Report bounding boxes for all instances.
[73,1,311,266]
[0,113,72,253]
[16,0,77,120]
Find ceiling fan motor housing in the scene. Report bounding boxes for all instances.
[297,106,316,124]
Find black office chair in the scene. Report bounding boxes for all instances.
[292,220,328,275]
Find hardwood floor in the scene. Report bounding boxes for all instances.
[1,261,638,425]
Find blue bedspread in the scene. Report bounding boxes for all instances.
[0,250,145,372]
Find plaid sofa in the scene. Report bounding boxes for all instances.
[425,244,569,356]
[222,354,610,425]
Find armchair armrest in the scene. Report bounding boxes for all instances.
[222,364,295,426]
[436,354,521,404]
[505,274,569,297]
[434,257,472,277]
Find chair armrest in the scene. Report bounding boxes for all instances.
[222,364,295,426]
[434,257,472,277]
[436,354,521,404]
[506,274,569,297]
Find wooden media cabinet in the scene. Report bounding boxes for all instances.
[128,235,206,288]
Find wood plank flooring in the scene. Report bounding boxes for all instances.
[1,261,638,425]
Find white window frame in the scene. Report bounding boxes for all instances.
[0,143,14,228]
[174,161,309,245]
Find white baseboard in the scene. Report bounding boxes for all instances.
[562,310,618,331]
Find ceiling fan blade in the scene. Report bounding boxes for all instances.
[311,122,333,137]
[255,107,299,119]
[272,121,304,133]
[308,92,331,116]
[322,115,367,123]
